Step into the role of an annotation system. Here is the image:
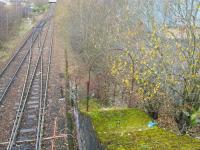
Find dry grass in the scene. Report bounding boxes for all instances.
[0,13,45,66]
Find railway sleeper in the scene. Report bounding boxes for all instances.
[31,92,39,96]
[27,114,37,119]
[30,96,40,100]
[20,128,36,134]
[27,109,37,114]
[27,101,39,105]
[12,144,32,150]
[27,105,39,109]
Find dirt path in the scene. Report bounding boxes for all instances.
[41,2,68,149]
[46,1,90,149]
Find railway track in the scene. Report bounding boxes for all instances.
[0,19,46,105]
[36,18,54,150]
[6,5,55,150]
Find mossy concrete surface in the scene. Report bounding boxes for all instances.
[79,100,200,150]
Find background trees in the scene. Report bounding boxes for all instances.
[67,0,200,134]
[0,0,48,50]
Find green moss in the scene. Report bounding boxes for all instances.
[78,98,102,112]
[87,108,200,150]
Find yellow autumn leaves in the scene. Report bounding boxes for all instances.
[109,47,162,101]
[110,56,132,88]
[108,23,200,105]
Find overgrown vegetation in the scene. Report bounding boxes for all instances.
[0,1,48,64]
[0,18,34,64]
[83,105,200,149]
[32,4,49,14]
[78,98,102,112]
[67,0,200,135]
[54,0,77,149]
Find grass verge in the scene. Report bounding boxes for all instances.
[79,100,200,150]
[54,0,77,149]
[0,18,34,64]
[0,5,48,66]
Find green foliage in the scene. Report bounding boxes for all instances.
[78,98,102,112]
[0,18,34,64]
[0,40,3,51]
[191,110,200,126]
[67,0,200,132]
[87,108,200,150]
[32,4,49,14]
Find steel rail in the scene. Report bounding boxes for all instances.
[6,20,50,150]
[0,30,33,78]
[35,18,54,150]
[0,20,46,105]
[35,36,44,150]
[6,34,34,150]
[0,19,45,78]
[0,25,44,105]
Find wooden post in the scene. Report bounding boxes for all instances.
[113,83,117,105]
[86,81,90,112]
[128,53,134,107]
[51,117,57,150]
[86,64,92,112]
